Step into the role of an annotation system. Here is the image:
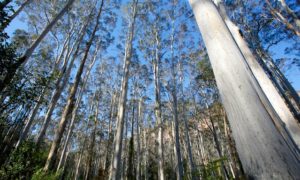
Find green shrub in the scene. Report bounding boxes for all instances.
[0,141,48,179]
[32,169,63,180]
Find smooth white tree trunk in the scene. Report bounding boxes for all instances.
[215,1,300,148]
[153,31,165,180]
[110,1,138,179]
[56,46,99,171]
[189,0,300,178]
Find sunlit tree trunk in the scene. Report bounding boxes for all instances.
[136,98,142,180]
[179,62,196,179]
[110,1,138,179]
[35,20,89,146]
[43,1,104,171]
[153,28,165,180]
[170,19,184,179]
[215,0,300,148]
[56,47,99,171]
[189,0,300,178]
[104,93,116,173]
[15,87,45,148]
[85,99,99,180]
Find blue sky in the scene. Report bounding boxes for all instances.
[5,6,299,92]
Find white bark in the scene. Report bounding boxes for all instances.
[35,22,88,146]
[215,1,300,148]
[189,0,300,178]
[44,1,104,171]
[56,46,99,171]
[136,98,142,180]
[110,1,138,179]
[15,87,46,148]
[153,31,165,180]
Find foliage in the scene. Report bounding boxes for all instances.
[32,169,63,180]
[0,141,48,180]
[199,157,228,180]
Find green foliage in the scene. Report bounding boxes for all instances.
[0,4,18,83]
[0,141,48,179]
[197,56,215,83]
[32,169,63,180]
[199,157,229,180]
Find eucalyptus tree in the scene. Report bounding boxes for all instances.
[56,43,100,172]
[34,7,95,146]
[214,0,300,148]
[224,0,300,118]
[44,0,104,171]
[189,0,300,178]
[110,1,138,179]
[0,0,76,93]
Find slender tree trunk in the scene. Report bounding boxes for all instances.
[136,98,142,180]
[171,90,184,180]
[35,21,88,146]
[110,1,138,179]
[15,87,46,148]
[153,29,165,180]
[189,0,300,178]
[104,93,116,173]
[143,128,148,180]
[85,100,99,180]
[179,63,196,178]
[0,0,76,93]
[127,105,135,180]
[43,1,104,172]
[206,104,230,179]
[74,98,95,180]
[56,44,99,172]
[170,20,184,179]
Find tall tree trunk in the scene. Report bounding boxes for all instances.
[206,104,230,179]
[35,21,88,146]
[153,29,165,180]
[215,1,300,147]
[43,1,104,172]
[85,100,99,180]
[15,87,46,148]
[171,90,184,180]
[179,62,196,178]
[189,0,300,178]
[127,105,135,180]
[136,98,142,180]
[104,93,116,173]
[0,0,76,93]
[170,17,184,179]
[74,97,95,180]
[56,47,99,171]
[110,1,138,179]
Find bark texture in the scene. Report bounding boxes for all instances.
[189,0,300,179]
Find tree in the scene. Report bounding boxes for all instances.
[189,0,300,178]
[110,1,138,179]
[0,0,76,93]
[43,0,104,171]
